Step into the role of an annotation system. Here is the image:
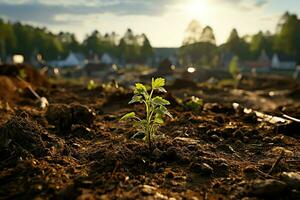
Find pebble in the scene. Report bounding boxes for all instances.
[210,134,222,142]
[152,148,163,160]
[190,162,214,176]
[281,172,300,190]
[165,171,175,179]
[247,179,287,198]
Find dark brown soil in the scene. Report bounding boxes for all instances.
[0,67,300,200]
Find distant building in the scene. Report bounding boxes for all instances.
[244,50,271,71]
[100,53,114,65]
[49,52,86,68]
[271,53,297,70]
[62,52,86,67]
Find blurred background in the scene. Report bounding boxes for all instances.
[0,0,300,89]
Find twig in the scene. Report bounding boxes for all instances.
[268,150,285,175]
[282,114,300,123]
[256,169,276,179]
[16,76,42,101]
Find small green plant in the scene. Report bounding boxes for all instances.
[184,96,203,111]
[121,78,172,151]
[18,69,27,79]
[228,56,240,88]
[87,80,97,90]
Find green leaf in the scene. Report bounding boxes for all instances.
[152,78,165,89]
[157,87,167,93]
[120,112,136,120]
[154,116,164,124]
[134,83,147,95]
[129,95,142,104]
[163,110,173,119]
[185,96,203,111]
[152,96,170,106]
[155,105,173,118]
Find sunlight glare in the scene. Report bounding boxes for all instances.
[184,0,208,19]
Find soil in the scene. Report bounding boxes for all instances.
[1,65,300,199]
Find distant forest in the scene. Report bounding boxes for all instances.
[0,12,300,66]
[180,12,300,66]
[0,21,153,63]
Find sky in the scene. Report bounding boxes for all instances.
[0,0,299,47]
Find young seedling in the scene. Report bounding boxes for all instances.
[87,80,97,90]
[121,78,172,151]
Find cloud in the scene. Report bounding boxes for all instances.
[255,0,269,7]
[0,0,180,24]
[211,0,269,10]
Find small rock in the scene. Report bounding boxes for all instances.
[243,166,257,174]
[140,185,157,195]
[271,146,293,157]
[243,136,250,143]
[46,104,73,131]
[157,168,164,173]
[190,162,213,176]
[152,148,163,160]
[72,125,92,139]
[242,112,257,123]
[262,136,272,143]
[72,104,96,126]
[220,162,229,171]
[210,134,221,142]
[247,179,287,198]
[281,172,300,190]
[166,171,175,179]
[276,121,300,137]
[161,147,179,161]
[272,135,284,143]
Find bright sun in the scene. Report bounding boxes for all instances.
[184,0,208,19]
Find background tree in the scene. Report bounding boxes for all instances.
[225,28,250,60]
[274,12,300,63]
[183,20,203,45]
[0,19,16,59]
[250,31,273,59]
[180,22,217,67]
[200,26,216,45]
[140,34,154,62]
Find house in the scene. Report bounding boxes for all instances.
[100,53,114,65]
[244,50,271,71]
[49,52,86,68]
[271,53,297,70]
[61,52,86,67]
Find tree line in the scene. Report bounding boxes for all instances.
[0,19,153,63]
[181,12,300,67]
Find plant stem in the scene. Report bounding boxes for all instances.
[147,89,154,152]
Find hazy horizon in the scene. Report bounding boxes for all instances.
[1,0,300,47]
